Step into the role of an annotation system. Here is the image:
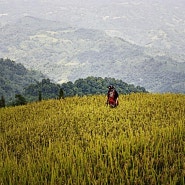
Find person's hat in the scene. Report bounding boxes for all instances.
[108,85,114,89]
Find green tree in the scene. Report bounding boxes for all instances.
[61,76,148,97]
[0,95,5,108]
[58,88,64,99]
[38,91,42,101]
[13,94,27,106]
[24,78,61,101]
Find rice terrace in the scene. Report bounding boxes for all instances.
[0,93,185,184]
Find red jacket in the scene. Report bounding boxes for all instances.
[107,89,118,105]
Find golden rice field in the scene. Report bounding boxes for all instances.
[0,93,185,185]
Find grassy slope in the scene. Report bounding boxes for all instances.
[0,93,185,184]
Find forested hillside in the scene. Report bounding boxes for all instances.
[0,58,147,105]
[1,16,185,93]
[0,58,45,102]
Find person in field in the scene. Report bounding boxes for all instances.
[107,85,119,108]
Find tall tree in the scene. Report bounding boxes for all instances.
[38,91,42,101]
[14,94,27,106]
[0,95,5,108]
[58,88,64,99]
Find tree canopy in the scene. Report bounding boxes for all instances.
[23,76,147,102]
[0,58,45,103]
[0,58,148,106]
[61,76,147,97]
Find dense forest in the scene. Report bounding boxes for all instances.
[24,77,147,102]
[61,76,147,96]
[0,58,45,102]
[24,78,62,102]
[0,58,148,107]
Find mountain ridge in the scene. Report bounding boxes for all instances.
[0,16,185,93]
[0,58,45,102]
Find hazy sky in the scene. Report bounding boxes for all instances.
[1,0,185,25]
[1,0,185,50]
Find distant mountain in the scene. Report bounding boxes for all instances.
[0,16,185,93]
[1,0,185,60]
[0,58,45,102]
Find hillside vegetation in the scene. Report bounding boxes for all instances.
[0,59,147,104]
[0,58,45,102]
[0,93,185,184]
[24,76,147,102]
[1,16,185,93]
